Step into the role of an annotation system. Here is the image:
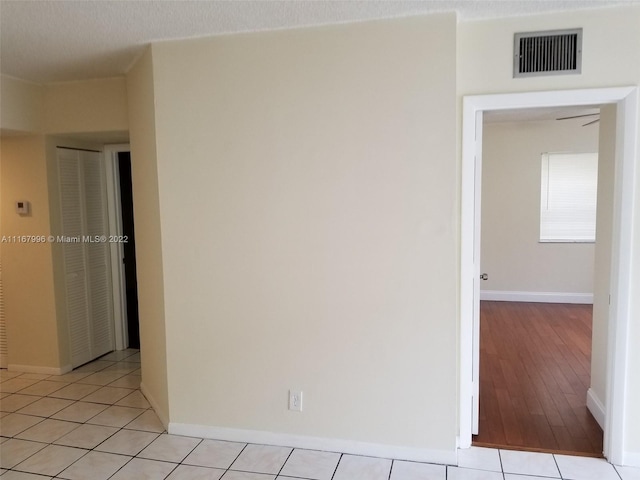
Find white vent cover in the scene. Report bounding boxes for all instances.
[514,28,582,78]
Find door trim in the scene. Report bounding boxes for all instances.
[104,144,131,351]
[459,87,638,466]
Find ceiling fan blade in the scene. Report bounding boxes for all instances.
[583,119,600,126]
[556,113,600,120]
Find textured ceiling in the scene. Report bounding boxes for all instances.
[1,0,638,84]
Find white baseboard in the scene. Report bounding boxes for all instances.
[8,363,72,375]
[140,382,169,429]
[586,388,605,429]
[621,452,640,468]
[480,290,593,304]
[169,422,456,465]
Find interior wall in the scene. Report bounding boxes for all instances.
[126,47,170,424]
[458,5,640,462]
[149,14,458,456]
[43,77,128,135]
[0,135,61,370]
[481,118,599,295]
[0,75,43,133]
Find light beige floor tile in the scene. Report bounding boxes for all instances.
[108,374,141,389]
[51,401,109,423]
[447,466,504,480]
[124,409,164,433]
[0,394,40,413]
[230,444,292,475]
[58,450,131,480]
[54,423,119,449]
[16,397,74,417]
[102,363,140,374]
[616,465,640,480]
[87,405,145,428]
[0,438,47,468]
[48,383,101,401]
[76,371,127,386]
[280,449,340,480]
[223,472,275,480]
[0,378,39,394]
[457,447,502,473]
[14,373,51,381]
[125,352,141,362]
[116,390,150,408]
[82,386,134,404]
[138,433,202,463]
[17,380,68,396]
[166,464,225,479]
[0,370,22,380]
[109,457,177,480]
[15,418,79,443]
[47,371,92,383]
[100,351,137,362]
[555,454,620,480]
[0,413,43,437]
[390,460,446,480]
[500,449,559,478]
[183,439,246,469]
[73,361,116,373]
[95,428,159,456]
[332,454,392,480]
[13,444,87,476]
[1,471,56,479]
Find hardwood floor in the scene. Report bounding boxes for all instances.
[473,301,603,457]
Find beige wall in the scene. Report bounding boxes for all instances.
[481,119,599,294]
[43,77,128,135]
[1,74,128,136]
[126,47,170,423]
[0,135,60,369]
[1,76,44,133]
[459,5,640,461]
[148,14,458,454]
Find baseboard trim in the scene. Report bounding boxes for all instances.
[8,363,72,375]
[480,290,593,304]
[140,382,169,429]
[586,388,606,430]
[621,451,640,468]
[169,422,456,465]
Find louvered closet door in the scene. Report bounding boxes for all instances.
[59,149,92,367]
[58,148,114,368]
[82,151,113,359]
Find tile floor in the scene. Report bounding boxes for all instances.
[2,350,640,479]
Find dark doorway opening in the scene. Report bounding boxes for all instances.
[118,152,140,349]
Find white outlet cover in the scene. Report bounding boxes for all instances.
[289,390,303,412]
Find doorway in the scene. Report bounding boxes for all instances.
[472,109,604,455]
[105,145,140,351]
[459,87,638,465]
[117,152,140,349]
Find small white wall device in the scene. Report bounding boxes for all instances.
[16,200,30,215]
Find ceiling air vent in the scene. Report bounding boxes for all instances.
[514,28,582,78]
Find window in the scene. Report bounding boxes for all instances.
[540,152,598,242]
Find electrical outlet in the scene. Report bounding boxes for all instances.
[289,390,303,412]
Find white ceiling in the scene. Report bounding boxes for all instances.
[1,0,638,84]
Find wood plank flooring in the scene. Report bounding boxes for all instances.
[473,301,603,457]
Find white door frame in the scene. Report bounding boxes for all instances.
[104,144,131,351]
[459,87,638,465]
